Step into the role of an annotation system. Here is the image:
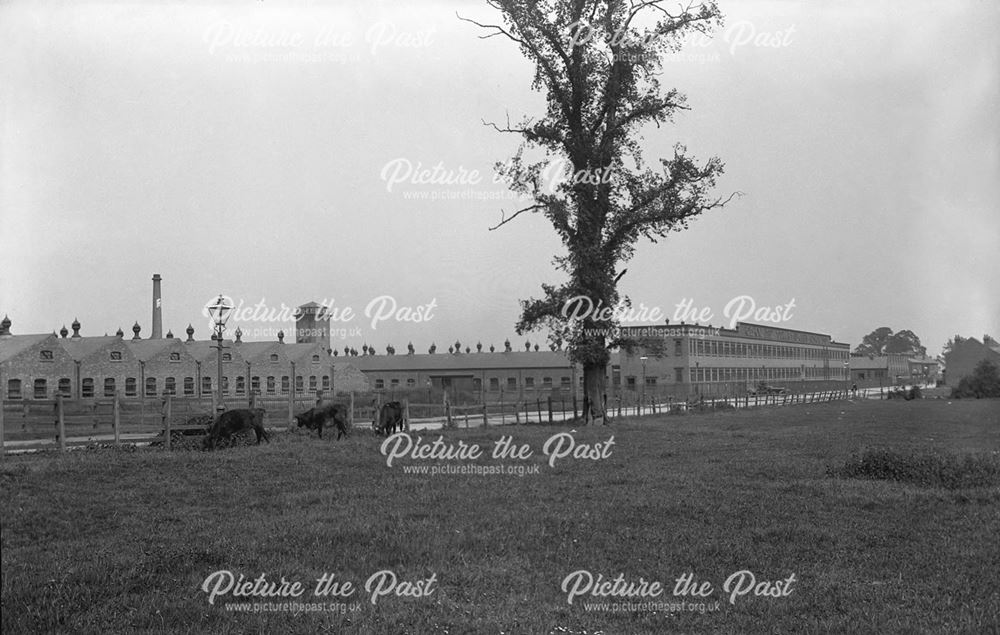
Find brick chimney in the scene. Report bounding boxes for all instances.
[151,274,163,339]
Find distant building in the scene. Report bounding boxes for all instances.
[619,322,852,398]
[350,349,592,402]
[295,301,330,350]
[0,278,368,402]
[943,337,1000,387]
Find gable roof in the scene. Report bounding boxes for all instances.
[0,334,56,363]
[57,336,123,361]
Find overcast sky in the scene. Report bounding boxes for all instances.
[1,0,997,357]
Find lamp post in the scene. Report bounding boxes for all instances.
[640,356,648,415]
[207,294,233,413]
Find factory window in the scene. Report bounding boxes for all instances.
[7,379,21,399]
[489,377,499,391]
[542,377,552,388]
[58,378,72,397]
[507,377,517,389]
[308,376,317,391]
[104,378,116,397]
[281,376,290,394]
[270,354,279,362]
[626,376,636,388]
[295,375,304,393]
[266,376,276,394]
[612,365,621,386]
[34,379,47,399]
[145,377,157,397]
[110,351,122,361]
[375,379,385,389]
[390,379,399,388]
[645,376,658,386]
[473,378,482,391]
[406,378,415,388]
[222,353,232,362]
[321,375,330,390]
[82,378,94,398]
[525,377,535,388]
[675,368,684,383]
[169,352,181,362]
[163,377,176,396]
[221,376,229,395]
[561,376,571,388]
[184,377,194,396]
[312,355,320,363]
[40,350,54,361]
[125,377,137,396]
[236,376,246,395]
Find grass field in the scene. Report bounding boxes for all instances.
[2,398,999,634]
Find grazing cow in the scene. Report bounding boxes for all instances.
[295,403,349,440]
[374,401,404,437]
[204,408,269,450]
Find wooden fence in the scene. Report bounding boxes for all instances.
[1,384,899,456]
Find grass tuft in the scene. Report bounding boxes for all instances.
[829,446,1000,489]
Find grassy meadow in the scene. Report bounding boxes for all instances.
[1,398,999,634]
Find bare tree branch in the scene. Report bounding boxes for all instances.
[488,203,546,231]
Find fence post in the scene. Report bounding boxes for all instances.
[0,364,5,459]
[349,392,355,428]
[287,385,294,426]
[500,393,505,425]
[536,399,543,424]
[515,401,520,425]
[404,399,411,432]
[163,395,172,451]
[56,394,66,452]
[547,397,553,423]
[444,392,452,428]
[482,403,488,428]
[113,390,121,446]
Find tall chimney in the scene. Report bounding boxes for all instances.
[151,274,163,339]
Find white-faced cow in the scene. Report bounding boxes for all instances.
[295,404,349,440]
[203,408,269,450]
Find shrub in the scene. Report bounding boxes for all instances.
[829,447,1000,489]
[951,359,1000,399]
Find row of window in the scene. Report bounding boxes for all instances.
[6,375,332,400]
[371,376,583,391]
[687,340,848,361]
[690,366,846,383]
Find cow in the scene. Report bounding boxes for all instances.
[295,403,349,440]
[203,408,269,450]
[374,401,404,437]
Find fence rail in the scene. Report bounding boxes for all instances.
[2,385,910,456]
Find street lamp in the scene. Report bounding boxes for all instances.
[207,294,234,412]
[640,356,648,415]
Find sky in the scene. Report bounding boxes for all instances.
[1,0,997,358]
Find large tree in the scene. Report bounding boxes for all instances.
[855,327,927,357]
[462,1,734,423]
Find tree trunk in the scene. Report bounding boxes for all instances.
[582,362,608,425]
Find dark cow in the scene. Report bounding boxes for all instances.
[295,403,349,440]
[203,408,269,450]
[374,401,404,437]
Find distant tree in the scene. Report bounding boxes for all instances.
[855,327,926,357]
[952,359,1000,399]
[941,334,967,357]
[854,327,893,356]
[461,0,735,424]
[885,329,926,357]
